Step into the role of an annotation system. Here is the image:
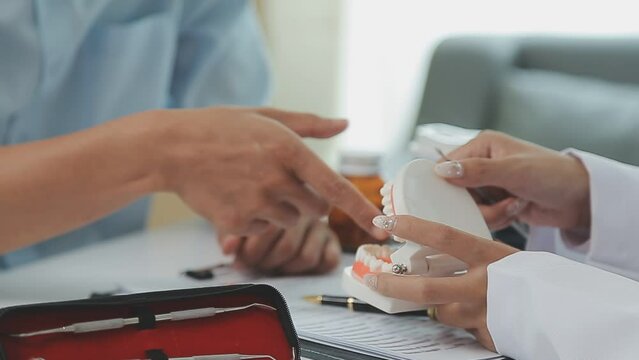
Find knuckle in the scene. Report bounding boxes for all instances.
[270,140,299,161]
[220,212,245,233]
[268,174,295,194]
[263,173,289,190]
[298,248,319,266]
[304,197,329,216]
[472,159,490,176]
[478,129,500,139]
[376,275,389,294]
[277,239,297,260]
[325,179,351,201]
[297,188,328,212]
[433,224,455,248]
[316,199,330,214]
[246,222,269,237]
[238,250,259,266]
[321,251,340,272]
[419,281,436,303]
[247,195,270,214]
[284,211,301,227]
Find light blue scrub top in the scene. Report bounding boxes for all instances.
[0,0,270,269]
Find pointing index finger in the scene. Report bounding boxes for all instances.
[289,146,387,240]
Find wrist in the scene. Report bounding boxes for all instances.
[112,109,173,194]
[564,153,591,239]
[560,227,590,246]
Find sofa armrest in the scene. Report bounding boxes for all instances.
[415,36,518,130]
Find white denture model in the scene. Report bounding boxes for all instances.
[341,158,492,313]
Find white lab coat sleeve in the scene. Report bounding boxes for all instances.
[569,150,639,280]
[525,149,639,280]
[487,251,639,360]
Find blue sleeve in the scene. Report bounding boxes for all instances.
[170,0,271,108]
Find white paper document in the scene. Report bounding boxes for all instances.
[291,304,502,360]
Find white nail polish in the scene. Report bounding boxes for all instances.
[507,198,528,217]
[434,161,464,178]
[372,215,396,231]
[363,274,378,290]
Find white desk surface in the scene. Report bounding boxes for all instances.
[0,220,350,308]
[0,221,499,360]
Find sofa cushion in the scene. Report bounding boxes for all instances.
[494,69,639,165]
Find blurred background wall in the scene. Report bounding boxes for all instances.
[148,0,639,229]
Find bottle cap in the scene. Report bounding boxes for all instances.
[339,151,381,176]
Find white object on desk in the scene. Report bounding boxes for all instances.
[409,123,480,161]
[0,221,228,307]
[294,304,501,360]
[342,159,492,313]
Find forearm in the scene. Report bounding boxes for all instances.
[0,111,165,253]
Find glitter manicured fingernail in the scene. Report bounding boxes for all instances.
[434,161,464,178]
[507,198,528,217]
[372,215,397,232]
[363,274,378,290]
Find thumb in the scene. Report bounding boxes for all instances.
[256,108,348,138]
[433,158,509,188]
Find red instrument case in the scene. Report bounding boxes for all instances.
[0,284,299,360]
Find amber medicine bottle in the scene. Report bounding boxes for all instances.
[329,152,385,252]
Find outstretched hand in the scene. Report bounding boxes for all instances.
[158,107,386,239]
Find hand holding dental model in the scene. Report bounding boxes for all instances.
[368,214,517,351]
[435,130,591,238]
[359,131,639,360]
[342,158,492,313]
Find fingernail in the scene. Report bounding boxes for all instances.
[372,215,397,232]
[222,236,241,255]
[433,161,464,178]
[363,274,378,290]
[371,227,390,240]
[506,198,528,217]
[330,119,348,127]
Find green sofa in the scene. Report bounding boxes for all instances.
[414,36,639,165]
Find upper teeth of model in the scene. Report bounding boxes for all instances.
[380,182,394,215]
[355,245,393,273]
[381,196,391,207]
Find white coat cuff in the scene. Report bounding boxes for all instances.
[565,149,639,278]
[487,250,639,360]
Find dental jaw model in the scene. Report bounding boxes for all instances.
[341,159,492,313]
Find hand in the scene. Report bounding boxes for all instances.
[434,131,591,238]
[220,217,341,275]
[367,214,518,351]
[149,107,386,239]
